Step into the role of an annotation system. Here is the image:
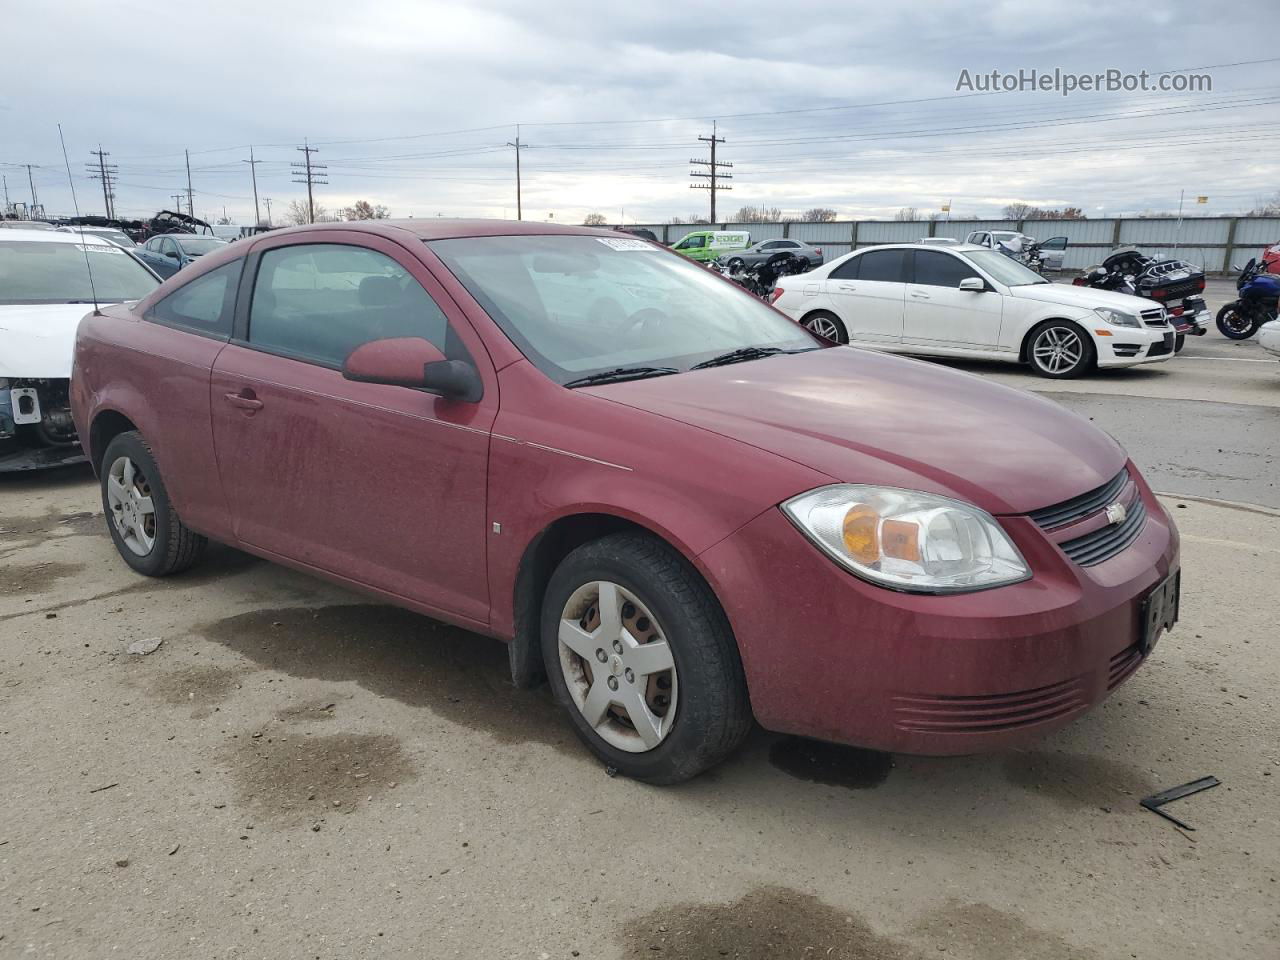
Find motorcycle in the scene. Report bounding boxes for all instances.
[1073,248,1209,351]
[1217,258,1280,340]
[713,251,809,300]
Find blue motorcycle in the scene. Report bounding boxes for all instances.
[1217,258,1280,340]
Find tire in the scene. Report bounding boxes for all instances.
[1174,333,1186,353]
[100,430,207,577]
[540,532,752,784]
[801,310,849,344]
[726,257,745,273]
[1027,320,1095,379]
[1216,303,1258,340]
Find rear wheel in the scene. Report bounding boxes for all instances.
[1216,303,1259,340]
[801,310,849,344]
[1027,321,1095,378]
[101,431,207,577]
[541,533,751,784]
[725,257,745,273]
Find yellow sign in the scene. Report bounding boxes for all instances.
[1196,196,1208,204]
[940,203,951,212]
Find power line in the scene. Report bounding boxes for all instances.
[690,122,731,221]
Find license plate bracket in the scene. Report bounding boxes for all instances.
[1141,569,1180,656]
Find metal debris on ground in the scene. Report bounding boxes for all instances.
[1140,776,1221,831]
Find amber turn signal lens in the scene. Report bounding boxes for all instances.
[881,518,921,562]
[841,505,879,564]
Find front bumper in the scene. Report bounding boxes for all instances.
[1096,327,1177,365]
[0,379,87,473]
[699,468,1179,754]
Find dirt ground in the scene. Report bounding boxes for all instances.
[2,460,1278,959]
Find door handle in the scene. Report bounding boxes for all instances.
[910,291,931,299]
[223,391,263,415]
[837,283,856,291]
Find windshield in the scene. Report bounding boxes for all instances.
[965,249,1049,286]
[0,240,161,303]
[178,237,226,255]
[430,235,819,384]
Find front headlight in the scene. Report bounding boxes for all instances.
[1094,307,1141,328]
[781,485,1030,593]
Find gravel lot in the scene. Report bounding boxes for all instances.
[2,286,1278,959]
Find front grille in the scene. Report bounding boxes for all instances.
[1108,644,1143,690]
[1059,498,1148,566]
[1028,469,1129,531]
[892,677,1087,734]
[1142,308,1167,327]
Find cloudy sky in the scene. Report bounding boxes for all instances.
[2,0,1277,226]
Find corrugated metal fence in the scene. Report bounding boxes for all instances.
[628,217,1280,274]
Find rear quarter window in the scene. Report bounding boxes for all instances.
[147,259,242,339]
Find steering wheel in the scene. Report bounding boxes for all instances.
[625,307,670,335]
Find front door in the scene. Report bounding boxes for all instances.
[209,232,497,622]
[903,250,1004,351]
[824,248,907,344]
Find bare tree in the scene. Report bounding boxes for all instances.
[583,212,608,226]
[668,214,709,224]
[733,205,784,223]
[1245,192,1280,217]
[1002,202,1036,220]
[893,207,920,222]
[340,200,390,220]
[801,207,838,222]
[283,199,330,225]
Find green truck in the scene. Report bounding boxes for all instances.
[670,230,751,263]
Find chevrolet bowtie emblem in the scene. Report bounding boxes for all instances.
[1105,502,1127,525]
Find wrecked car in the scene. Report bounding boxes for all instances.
[1,228,160,471]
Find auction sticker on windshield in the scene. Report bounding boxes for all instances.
[75,244,125,254]
[595,238,656,251]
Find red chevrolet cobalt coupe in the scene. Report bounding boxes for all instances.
[71,221,1179,783]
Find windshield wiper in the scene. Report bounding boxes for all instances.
[689,346,796,370]
[563,365,679,388]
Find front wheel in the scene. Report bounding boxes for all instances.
[801,310,849,344]
[725,257,745,273]
[101,431,207,576]
[541,533,751,784]
[1027,321,1095,378]
[1216,303,1259,340]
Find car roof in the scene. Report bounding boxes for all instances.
[0,228,115,245]
[857,242,986,254]
[249,219,660,243]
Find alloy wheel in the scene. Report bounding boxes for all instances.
[106,455,157,556]
[1032,326,1084,374]
[804,314,844,342]
[557,580,678,753]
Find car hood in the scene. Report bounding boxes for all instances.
[1008,282,1153,314]
[587,347,1126,516]
[0,303,96,378]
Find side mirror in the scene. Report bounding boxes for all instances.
[165,251,180,260]
[342,337,482,403]
[958,277,985,292]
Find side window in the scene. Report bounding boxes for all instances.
[684,235,705,249]
[829,254,861,281]
[912,251,980,288]
[248,243,451,367]
[161,238,179,257]
[857,249,908,283]
[148,259,242,339]
[759,241,780,250]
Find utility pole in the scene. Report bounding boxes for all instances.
[291,139,327,223]
[690,122,732,223]
[185,149,195,220]
[171,194,185,214]
[506,125,525,220]
[87,146,118,219]
[26,164,39,215]
[243,146,262,226]
[2,175,8,214]
[263,196,273,226]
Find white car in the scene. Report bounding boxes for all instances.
[0,228,159,471]
[1258,320,1280,362]
[54,225,137,248]
[966,229,1067,271]
[772,243,1176,379]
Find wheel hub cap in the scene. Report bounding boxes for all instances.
[557,581,679,753]
[106,455,157,557]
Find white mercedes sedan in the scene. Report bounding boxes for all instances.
[772,243,1174,379]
